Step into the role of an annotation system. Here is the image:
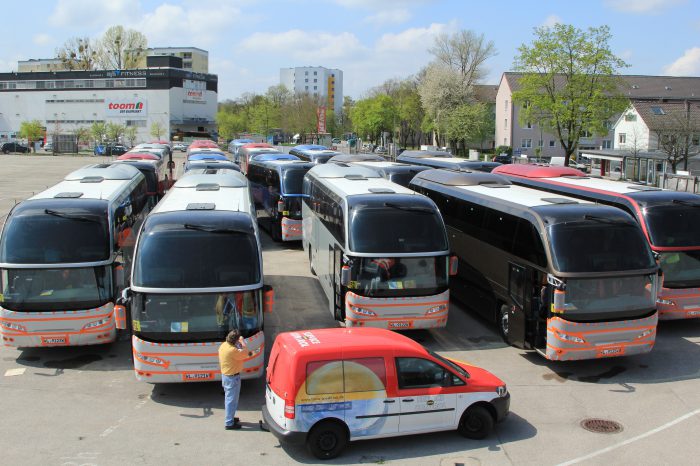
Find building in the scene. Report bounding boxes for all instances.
[17,59,67,73]
[280,66,343,116]
[496,72,700,159]
[138,47,209,73]
[0,55,217,144]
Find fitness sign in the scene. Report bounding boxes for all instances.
[105,99,148,117]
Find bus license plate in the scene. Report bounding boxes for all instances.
[182,373,214,381]
[41,336,68,346]
[389,321,412,329]
[686,310,700,317]
[598,347,623,357]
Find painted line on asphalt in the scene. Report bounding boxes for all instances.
[557,407,700,466]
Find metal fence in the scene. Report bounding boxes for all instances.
[660,173,700,194]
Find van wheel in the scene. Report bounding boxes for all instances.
[498,304,510,342]
[458,405,494,440]
[309,250,316,276]
[307,421,347,460]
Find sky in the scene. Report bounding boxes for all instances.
[1,0,699,101]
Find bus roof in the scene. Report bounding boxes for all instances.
[493,164,586,179]
[32,164,143,203]
[250,159,314,171]
[309,165,417,198]
[64,163,142,181]
[398,150,452,159]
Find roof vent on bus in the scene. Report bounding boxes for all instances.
[344,174,367,180]
[196,183,220,191]
[54,192,84,198]
[204,169,219,175]
[368,187,395,194]
[481,182,511,189]
[94,164,112,169]
[541,197,578,204]
[627,185,661,192]
[80,176,105,183]
[561,175,590,180]
[186,203,216,210]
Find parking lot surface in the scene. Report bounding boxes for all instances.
[1,153,699,465]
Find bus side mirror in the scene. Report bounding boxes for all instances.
[340,265,351,287]
[263,285,274,313]
[449,255,459,276]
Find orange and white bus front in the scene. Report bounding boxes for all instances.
[132,331,265,383]
[344,290,449,330]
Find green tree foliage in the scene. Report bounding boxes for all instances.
[150,121,164,140]
[443,102,495,153]
[56,37,98,70]
[74,126,91,151]
[90,121,107,144]
[350,94,396,143]
[106,122,125,142]
[97,25,147,69]
[512,24,629,164]
[19,120,45,152]
[123,126,138,148]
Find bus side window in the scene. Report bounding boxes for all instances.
[508,264,526,308]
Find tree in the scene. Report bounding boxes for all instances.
[150,121,164,140]
[96,26,147,69]
[90,121,107,145]
[512,24,629,165]
[124,126,138,148]
[418,64,472,145]
[106,122,125,143]
[430,30,497,88]
[74,126,91,152]
[19,120,45,153]
[56,37,98,70]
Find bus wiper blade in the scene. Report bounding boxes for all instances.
[44,209,101,223]
[183,223,241,234]
[672,199,700,207]
[384,202,434,214]
[583,214,631,225]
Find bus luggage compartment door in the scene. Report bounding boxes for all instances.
[505,263,527,348]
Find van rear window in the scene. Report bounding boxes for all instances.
[305,358,387,395]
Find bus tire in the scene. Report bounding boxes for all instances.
[498,304,510,342]
[458,404,494,440]
[307,420,348,460]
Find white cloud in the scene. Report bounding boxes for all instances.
[664,47,700,75]
[604,0,686,14]
[33,34,53,46]
[541,14,562,28]
[376,22,454,53]
[334,0,432,8]
[364,9,411,25]
[49,0,140,28]
[240,29,366,62]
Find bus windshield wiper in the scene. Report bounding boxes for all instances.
[672,199,700,208]
[583,214,632,225]
[183,223,242,234]
[384,202,434,214]
[44,209,101,223]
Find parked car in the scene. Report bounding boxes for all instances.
[1,142,30,154]
[43,142,53,152]
[374,146,388,154]
[492,153,512,164]
[331,138,341,144]
[94,144,128,156]
[173,143,188,152]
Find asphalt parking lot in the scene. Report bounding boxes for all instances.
[1,153,700,466]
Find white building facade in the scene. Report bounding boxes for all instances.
[0,67,217,144]
[280,66,343,116]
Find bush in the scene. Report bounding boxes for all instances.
[495,145,512,156]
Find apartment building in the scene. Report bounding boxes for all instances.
[280,66,343,116]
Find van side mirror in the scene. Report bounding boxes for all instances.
[340,265,351,287]
[263,285,274,313]
[449,255,459,276]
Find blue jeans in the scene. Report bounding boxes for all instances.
[222,374,241,426]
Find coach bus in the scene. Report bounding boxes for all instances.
[494,164,700,321]
[397,150,501,172]
[330,159,430,188]
[116,169,273,382]
[302,164,456,330]
[409,169,660,361]
[247,158,314,242]
[0,163,149,347]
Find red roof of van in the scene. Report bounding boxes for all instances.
[492,164,585,178]
[242,143,273,149]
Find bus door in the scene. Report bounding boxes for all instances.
[506,263,527,348]
[331,245,344,321]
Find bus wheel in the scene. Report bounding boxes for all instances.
[458,405,494,440]
[498,305,510,341]
[307,421,348,460]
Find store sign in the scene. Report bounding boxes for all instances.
[106,99,148,116]
[186,89,204,100]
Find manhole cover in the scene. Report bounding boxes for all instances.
[580,418,624,434]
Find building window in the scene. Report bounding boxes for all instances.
[504,118,508,129]
[504,138,508,145]
[182,52,192,59]
[314,71,317,75]
[549,140,556,147]
[183,62,192,69]
[625,113,637,121]
[602,140,612,149]
[314,79,317,83]
[305,78,308,82]
[524,121,532,129]
[305,71,308,75]
[650,106,665,115]
[314,86,317,90]
[126,120,147,127]
[521,139,532,148]
[305,86,308,90]
[619,133,627,144]
[504,100,508,111]
[580,130,592,138]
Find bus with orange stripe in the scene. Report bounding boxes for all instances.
[302,164,457,330]
[409,169,660,361]
[493,164,700,321]
[116,169,273,382]
[0,163,149,347]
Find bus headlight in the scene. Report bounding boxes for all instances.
[637,329,654,339]
[135,352,167,367]
[348,304,376,317]
[1,321,27,332]
[82,317,111,329]
[426,304,448,315]
[556,331,586,344]
[496,385,508,397]
[657,298,675,306]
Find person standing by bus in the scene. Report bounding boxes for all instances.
[219,330,252,430]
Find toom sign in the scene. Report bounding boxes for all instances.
[106,99,148,116]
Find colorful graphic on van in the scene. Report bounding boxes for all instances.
[295,358,389,436]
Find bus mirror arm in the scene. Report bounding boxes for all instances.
[449,255,459,276]
[118,287,131,305]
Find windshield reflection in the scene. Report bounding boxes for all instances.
[349,256,448,298]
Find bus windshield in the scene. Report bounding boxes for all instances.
[349,201,448,253]
[0,266,112,312]
[548,222,654,273]
[0,204,109,264]
[659,251,700,288]
[283,169,307,194]
[644,204,700,248]
[133,224,260,288]
[349,256,449,298]
[563,274,657,321]
[132,291,262,341]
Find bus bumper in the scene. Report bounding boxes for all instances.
[344,290,450,330]
[0,304,116,347]
[545,313,657,361]
[281,217,303,242]
[657,287,700,320]
[132,331,265,383]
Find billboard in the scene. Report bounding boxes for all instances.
[317,106,326,134]
[106,99,148,117]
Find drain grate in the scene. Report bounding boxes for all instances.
[581,418,624,434]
